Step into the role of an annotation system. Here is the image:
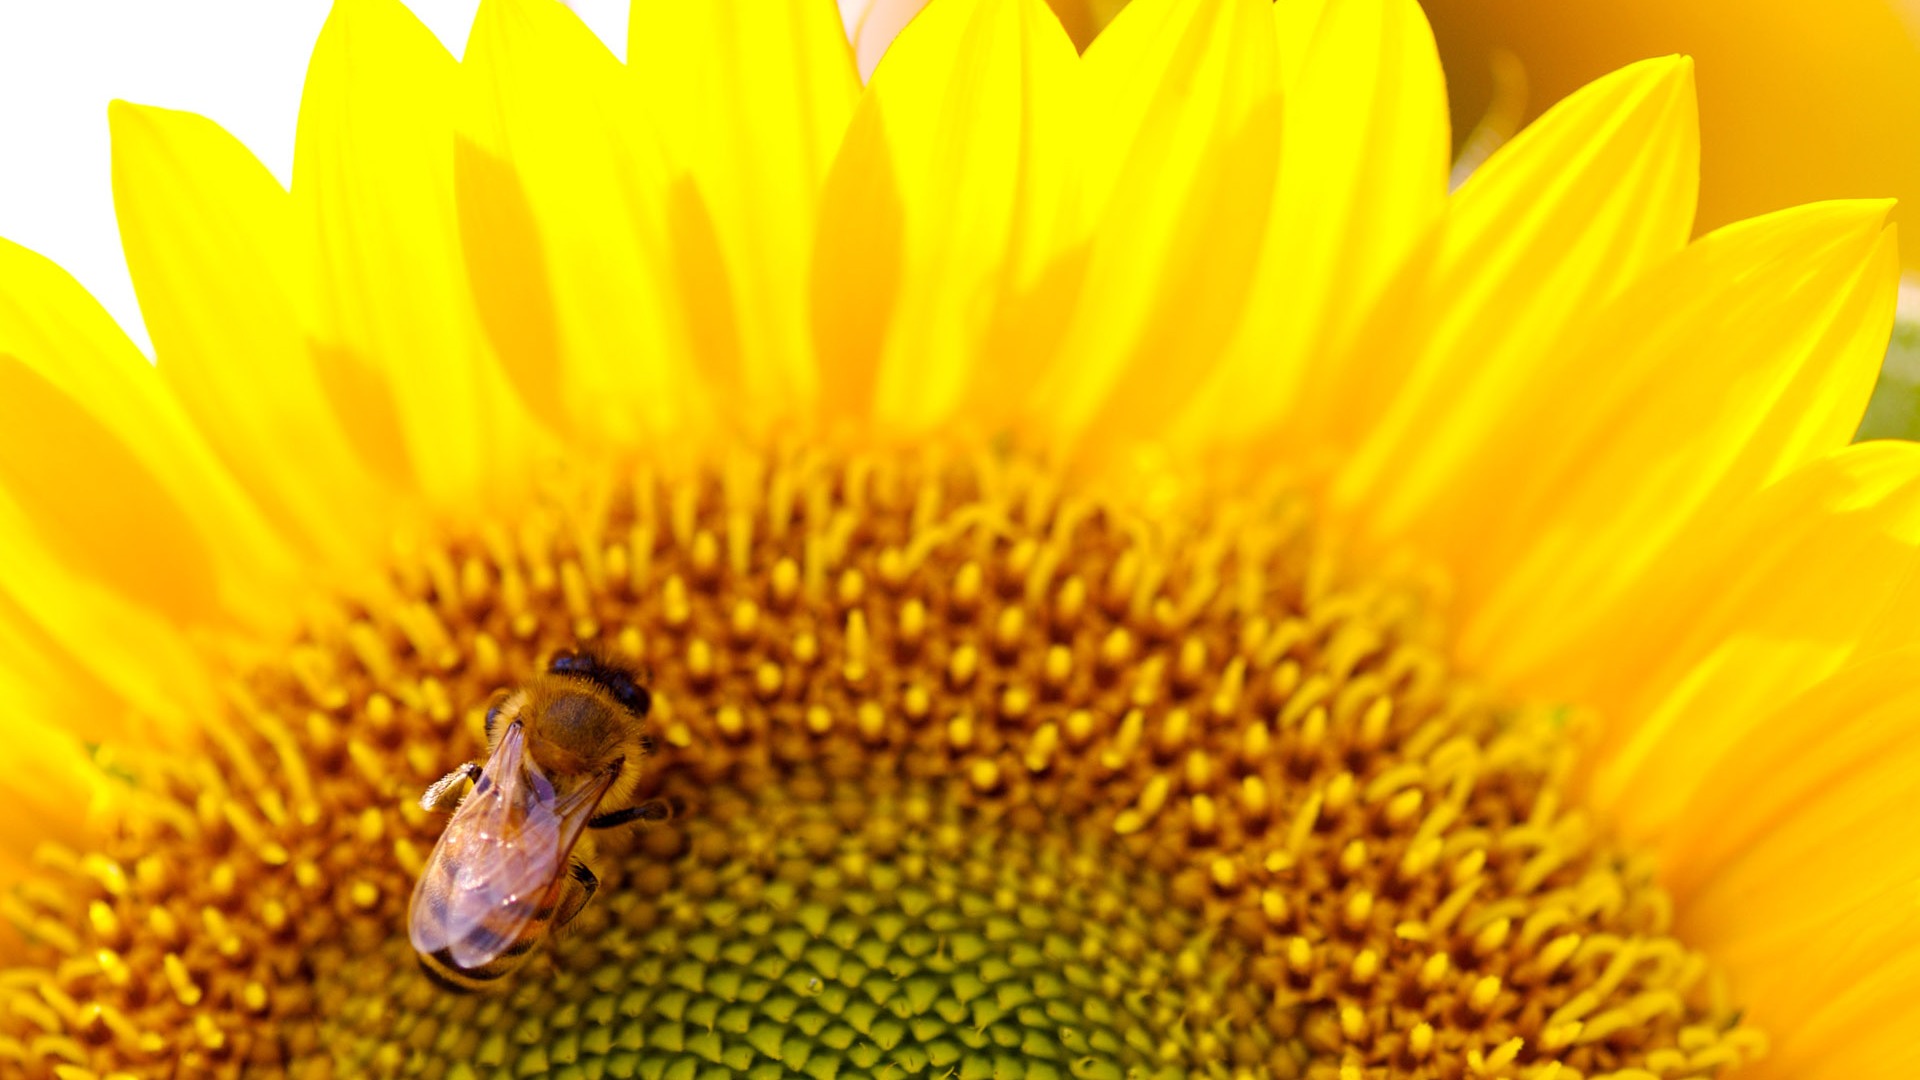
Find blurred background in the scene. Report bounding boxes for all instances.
[5,0,1920,427]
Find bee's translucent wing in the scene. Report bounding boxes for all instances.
[407,722,613,970]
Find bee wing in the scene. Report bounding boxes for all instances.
[407,722,615,970]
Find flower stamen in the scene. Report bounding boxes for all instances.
[1,451,1763,1077]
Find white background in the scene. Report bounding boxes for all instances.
[0,1,631,357]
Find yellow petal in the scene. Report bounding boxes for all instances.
[1425,0,1920,272]
[0,491,217,737]
[1272,0,1332,82]
[0,704,119,906]
[1666,653,1920,1078]
[1737,883,1920,1080]
[1329,55,1698,523]
[630,0,859,421]
[815,0,1078,433]
[294,0,535,506]
[1666,650,1920,903]
[1177,0,1449,448]
[0,239,296,637]
[0,589,128,739]
[0,636,130,943]
[110,101,388,568]
[459,0,710,446]
[810,103,904,427]
[1028,0,1283,459]
[1550,442,1920,843]
[1457,202,1898,685]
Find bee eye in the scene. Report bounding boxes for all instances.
[484,704,501,739]
[602,673,649,715]
[549,653,586,674]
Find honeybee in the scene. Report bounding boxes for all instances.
[408,649,663,990]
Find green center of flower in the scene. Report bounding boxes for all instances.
[323,772,1240,1080]
[0,451,1762,1078]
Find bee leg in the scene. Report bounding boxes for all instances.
[588,799,674,830]
[419,763,482,812]
[554,862,599,930]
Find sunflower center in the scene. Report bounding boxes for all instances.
[326,773,1242,1079]
[0,451,1760,1078]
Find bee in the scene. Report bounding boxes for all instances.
[408,649,664,991]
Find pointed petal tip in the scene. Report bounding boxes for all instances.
[315,0,449,61]
[1496,52,1698,169]
[1818,196,1898,223]
[106,99,197,152]
[1595,53,1696,102]
[1726,198,1900,244]
[105,99,183,141]
[1784,199,1901,264]
[1649,52,1694,82]
[1651,53,1696,100]
[1835,200,1901,269]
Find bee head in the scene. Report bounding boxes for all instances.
[547,649,652,717]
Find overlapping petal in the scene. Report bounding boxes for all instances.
[1667,653,1920,1079]
[295,0,535,505]
[1175,0,1449,448]
[1454,202,1899,696]
[1025,0,1282,458]
[1565,442,1920,843]
[459,0,715,447]
[0,240,300,720]
[814,0,1077,432]
[111,102,388,568]
[1329,55,1699,519]
[632,0,857,426]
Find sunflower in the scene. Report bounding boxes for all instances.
[0,0,1914,1077]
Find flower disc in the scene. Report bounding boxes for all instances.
[0,453,1759,1078]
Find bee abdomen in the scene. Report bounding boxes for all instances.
[415,892,552,992]
[417,949,516,992]
[417,925,543,991]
